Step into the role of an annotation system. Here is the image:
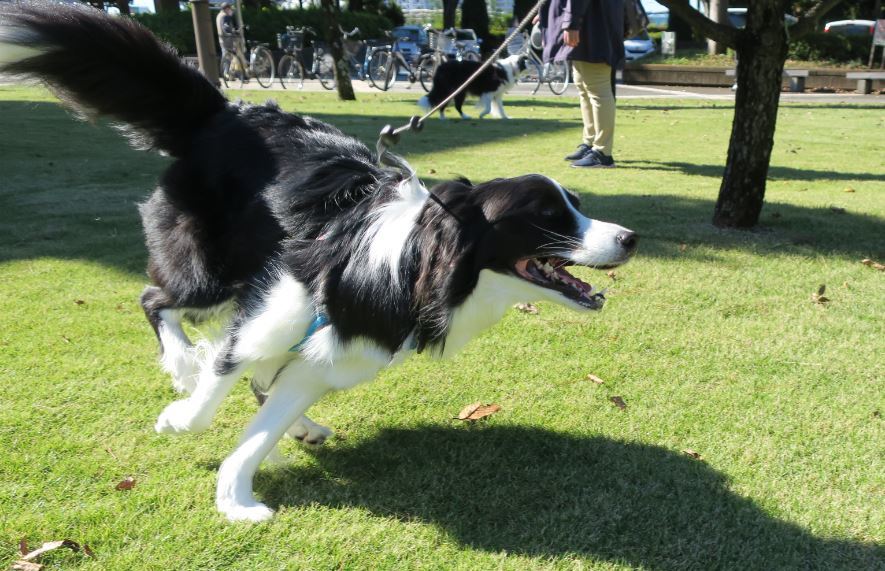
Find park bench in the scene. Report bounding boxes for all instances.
[726,69,809,92]
[845,71,885,94]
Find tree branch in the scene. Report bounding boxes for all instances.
[655,0,739,48]
[790,0,846,40]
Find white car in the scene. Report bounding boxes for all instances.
[727,8,798,28]
[824,20,876,36]
[624,30,655,62]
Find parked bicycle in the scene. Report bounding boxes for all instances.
[276,26,334,89]
[219,32,274,89]
[317,27,387,91]
[367,30,433,91]
[415,27,482,92]
[515,28,570,95]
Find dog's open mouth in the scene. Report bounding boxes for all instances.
[513,256,606,309]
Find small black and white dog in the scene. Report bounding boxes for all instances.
[418,54,525,120]
[1,4,636,522]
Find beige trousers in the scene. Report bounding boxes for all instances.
[571,61,615,156]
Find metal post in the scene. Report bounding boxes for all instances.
[190,0,219,86]
[707,0,728,55]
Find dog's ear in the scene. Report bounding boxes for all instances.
[455,175,473,186]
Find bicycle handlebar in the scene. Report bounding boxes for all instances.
[340,26,360,38]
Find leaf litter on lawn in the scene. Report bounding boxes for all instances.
[456,403,502,422]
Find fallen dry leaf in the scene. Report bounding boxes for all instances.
[609,396,627,410]
[606,271,617,280]
[679,243,687,253]
[682,448,702,459]
[74,299,85,306]
[20,540,81,562]
[428,168,437,174]
[60,335,71,344]
[843,187,855,193]
[11,561,42,571]
[586,374,605,385]
[456,402,502,421]
[82,545,95,559]
[105,447,118,461]
[829,206,846,214]
[115,476,136,491]
[811,284,830,304]
[19,539,28,557]
[513,303,539,314]
[861,259,885,271]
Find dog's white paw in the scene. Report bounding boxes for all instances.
[287,417,333,446]
[154,399,209,434]
[218,499,275,522]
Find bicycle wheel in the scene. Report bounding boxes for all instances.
[278,54,304,89]
[518,60,542,95]
[417,55,435,92]
[220,52,245,89]
[251,46,274,88]
[315,49,336,90]
[368,49,395,91]
[547,60,570,95]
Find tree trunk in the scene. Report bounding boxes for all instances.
[115,0,131,15]
[320,0,356,101]
[713,5,789,228]
[443,0,458,29]
[153,0,179,13]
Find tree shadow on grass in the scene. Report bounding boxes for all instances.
[620,160,885,183]
[0,99,882,274]
[257,426,884,570]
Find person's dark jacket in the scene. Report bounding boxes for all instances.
[540,0,624,67]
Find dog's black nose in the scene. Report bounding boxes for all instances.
[616,231,638,252]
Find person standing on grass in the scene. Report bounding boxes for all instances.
[540,0,624,168]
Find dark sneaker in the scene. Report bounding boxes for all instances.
[564,143,593,161]
[571,149,615,168]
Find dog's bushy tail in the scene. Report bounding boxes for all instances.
[0,2,226,157]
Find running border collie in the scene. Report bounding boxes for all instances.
[418,55,525,120]
[1,3,637,522]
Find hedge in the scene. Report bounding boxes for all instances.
[788,32,872,63]
[132,8,393,56]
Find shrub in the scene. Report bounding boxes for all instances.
[133,7,393,55]
[788,32,871,63]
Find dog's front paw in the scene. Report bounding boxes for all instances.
[287,416,333,446]
[154,399,209,434]
[218,499,275,522]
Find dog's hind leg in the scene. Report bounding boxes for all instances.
[141,286,199,394]
[217,362,329,522]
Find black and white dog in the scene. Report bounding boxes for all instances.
[418,54,525,120]
[1,4,637,522]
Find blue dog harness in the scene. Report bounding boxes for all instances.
[289,309,418,353]
[289,311,330,353]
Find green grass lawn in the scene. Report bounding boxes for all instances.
[1,85,883,570]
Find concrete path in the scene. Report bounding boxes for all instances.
[219,77,884,105]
